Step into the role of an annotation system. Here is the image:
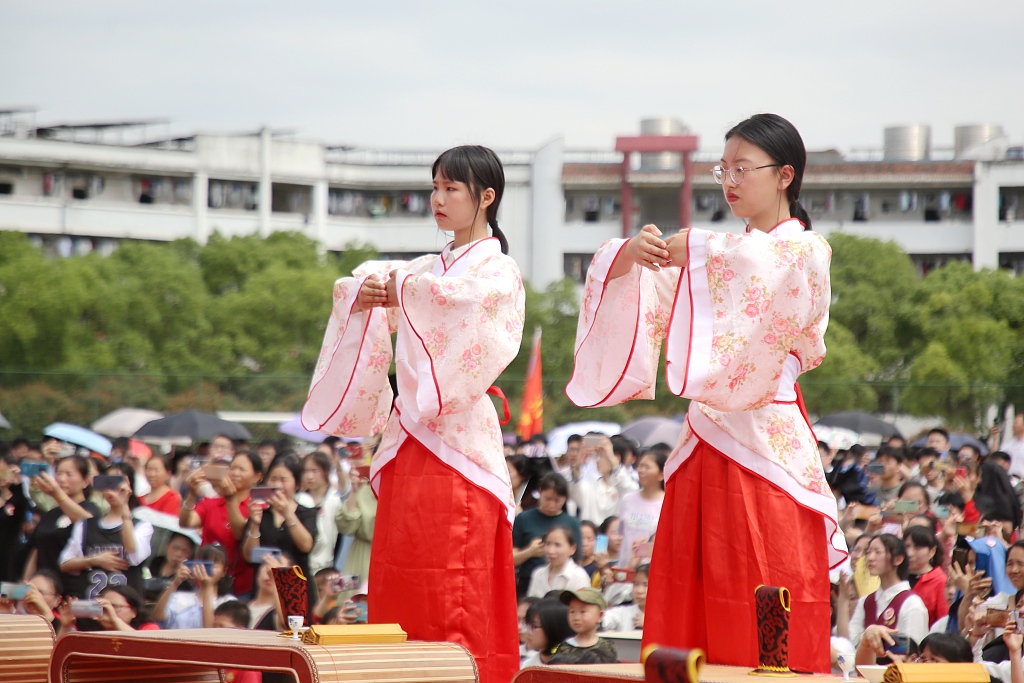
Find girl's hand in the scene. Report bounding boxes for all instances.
[338,601,361,625]
[625,225,670,272]
[171,562,192,587]
[21,586,52,620]
[249,503,264,527]
[949,562,971,595]
[940,509,963,540]
[96,597,117,629]
[356,274,388,311]
[632,611,645,629]
[1004,618,1024,654]
[34,472,59,497]
[91,551,130,572]
[268,490,296,515]
[186,469,207,496]
[862,624,897,657]
[215,476,237,499]
[661,230,689,268]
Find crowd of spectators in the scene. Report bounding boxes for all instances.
[9,418,1024,680]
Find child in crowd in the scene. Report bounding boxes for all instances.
[520,598,575,669]
[152,544,235,629]
[518,596,540,666]
[550,588,617,664]
[213,601,262,683]
[527,526,591,598]
[602,563,648,632]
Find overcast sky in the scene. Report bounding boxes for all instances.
[2,2,1020,154]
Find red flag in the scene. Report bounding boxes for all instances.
[517,326,543,440]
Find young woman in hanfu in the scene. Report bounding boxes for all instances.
[566,114,847,673]
[301,145,525,683]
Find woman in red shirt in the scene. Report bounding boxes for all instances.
[179,452,264,596]
[140,454,182,515]
[904,524,948,628]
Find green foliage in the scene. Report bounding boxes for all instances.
[2,228,1023,437]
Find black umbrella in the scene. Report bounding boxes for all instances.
[133,410,251,442]
[814,411,902,439]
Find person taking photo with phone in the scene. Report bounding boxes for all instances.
[569,434,638,526]
[180,451,263,597]
[59,473,153,603]
[851,534,928,665]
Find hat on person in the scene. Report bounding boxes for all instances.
[559,587,607,610]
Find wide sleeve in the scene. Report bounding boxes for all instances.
[391,255,525,422]
[665,229,831,411]
[301,260,407,437]
[565,239,680,408]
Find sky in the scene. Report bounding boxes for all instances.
[1,1,1021,154]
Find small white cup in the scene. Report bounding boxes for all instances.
[288,615,304,640]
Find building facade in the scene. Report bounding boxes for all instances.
[1,117,1022,287]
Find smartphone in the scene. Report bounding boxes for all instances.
[352,465,371,480]
[1013,609,1024,633]
[853,505,880,521]
[956,466,968,479]
[354,602,368,624]
[985,608,1011,627]
[204,463,228,482]
[330,574,361,592]
[951,547,972,571]
[931,505,950,519]
[250,486,280,504]
[957,522,979,537]
[893,500,920,514]
[250,546,282,564]
[190,459,208,470]
[611,568,636,584]
[92,475,125,492]
[19,461,48,478]
[0,582,30,600]
[183,560,215,575]
[582,434,605,449]
[70,600,104,619]
[594,534,609,555]
[888,633,910,656]
[866,463,885,475]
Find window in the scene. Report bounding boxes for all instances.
[0,182,12,195]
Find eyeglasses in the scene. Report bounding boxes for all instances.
[711,164,782,185]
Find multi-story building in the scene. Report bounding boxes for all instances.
[1,111,1022,287]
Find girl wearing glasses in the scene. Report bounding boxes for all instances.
[567,113,843,673]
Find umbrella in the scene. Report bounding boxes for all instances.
[0,411,9,429]
[814,411,902,440]
[813,425,860,451]
[545,421,621,456]
[133,410,251,443]
[133,506,202,546]
[42,422,112,457]
[91,408,165,438]
[911,432,989,456]
[278,416,328,444]
[620,417,683,449]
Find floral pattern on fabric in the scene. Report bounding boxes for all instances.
[698,228,831,411]
[303,241,525,506]
[566,240,680,407]
[568,220,835,551]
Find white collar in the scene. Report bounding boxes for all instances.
[746,217,805,237]
[875,580,911,603]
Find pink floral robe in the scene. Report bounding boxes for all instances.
[566,218,846,672]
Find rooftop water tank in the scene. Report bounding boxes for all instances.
[954,124,1005,158]
[639,117,687,171]
[884,125,931,161]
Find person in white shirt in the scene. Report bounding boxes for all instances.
[601,563,648,632]
[570,435,639,526]
[527,526,591,599]
[301,451,350,575]
[851,534,929,665]
[998,415,1024,480]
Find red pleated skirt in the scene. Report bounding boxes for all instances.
[642,439,831,674]
[369,436,520,683]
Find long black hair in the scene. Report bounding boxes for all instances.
[725,113,810,230]
[431,145,508,254]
